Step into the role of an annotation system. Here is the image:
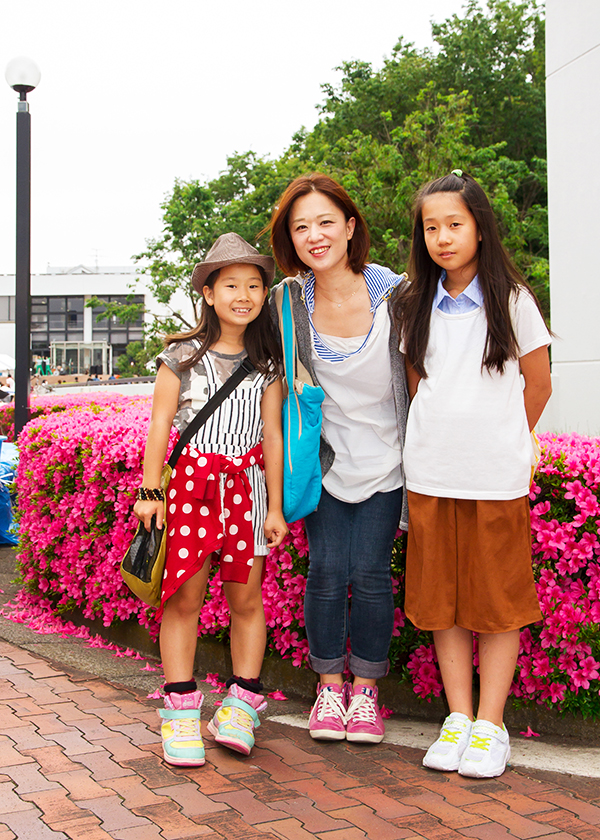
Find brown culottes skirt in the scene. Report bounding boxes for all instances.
[405,491,542,634]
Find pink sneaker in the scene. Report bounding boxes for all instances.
[345,684,385,744]
[308,683,347,741]
[157,690,205,766]
[207,684,267,755]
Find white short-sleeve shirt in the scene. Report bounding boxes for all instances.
[403,289,551,500]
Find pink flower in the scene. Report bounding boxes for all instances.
[520,726,540,737]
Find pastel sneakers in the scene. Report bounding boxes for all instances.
[345,684,385,744]
[458,719,511,778]
[207,684,267,755]
[423,712,472,771]
[308,683,347,740]
[158,690,205,767]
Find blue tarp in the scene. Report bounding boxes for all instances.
[0,439,18,545]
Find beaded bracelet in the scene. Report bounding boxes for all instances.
[137,487,164,502]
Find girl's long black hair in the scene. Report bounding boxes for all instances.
[394,171,546,378]
[164,266,281,375]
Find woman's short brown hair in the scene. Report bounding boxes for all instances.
[268,173,370,276]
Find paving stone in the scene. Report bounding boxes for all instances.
[74,795,150,831]
[120,754,188,788]
[401,788,489,829]
[0,736,35,768]
[283,778,358,812]
[5,723,51,751]
[416,774,490,807]
[183,764,241,795]
[328,803,414,839]
[0,825,16,840]
[47,769,112,800]
[211,788,283,823]
[0,704,29,730]
[134,799,217,838]
[0,682,26,701]
[310,767,364,791]
[463,799,561,838]
[344,784,424,819]
[0,780,38,814]
[71,750,136,780]
[20,787,93,825]
[108,723,161,745]
[101,775,166,808]
[0,806,69,839]
[259,739,319,766]
[21,662,64,680]
[68,691,117,712]
[102,825,164,839]
[153,782,229,816]
[21,745,80,775]
[6,697,51,716]
[484,787,560,816]
[312,829,370,840]
[532,807,600,838]
[394,810,471,838]
[81,706,136,728]
[254,816,318,839]
[70,717,118,742]
[2,762,63,794]
[270,797,354,833]
[47,814,114,840]
[233,771,294,802]
[532,792,600,825]
[93,735,147,762]
[41,676,88,694]
[203,745,254,776]
[8,675,61,705]
[459,824,521,839]
[196,810,281,838]
[245,751,311,783]
[24,714,77,736]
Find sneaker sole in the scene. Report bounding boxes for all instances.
[309,728,346,741]
[422,754,460,771]
[207,719,253,755]
[458,747,511,778]
[162,747,205,767]
[345,731,384,744]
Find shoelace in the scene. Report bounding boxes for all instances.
[439,728,461,744]
[174,717,201,739]
[469,734,491,751]
[229,707,254,732]
[345,693,376,724]
[315,689,346,721]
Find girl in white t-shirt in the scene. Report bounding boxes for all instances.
[395,171,552,779]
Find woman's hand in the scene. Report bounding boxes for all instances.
[264,510,288,549]
[133,499,164,531]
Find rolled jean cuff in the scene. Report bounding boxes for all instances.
[308,654,346,675]
[348,653,389,680]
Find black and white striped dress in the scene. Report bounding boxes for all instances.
[158,340,275,555]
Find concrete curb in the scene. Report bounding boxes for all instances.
[67,610,600,745]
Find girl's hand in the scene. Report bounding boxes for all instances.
[264,511,288,549]
[133,499,164,531]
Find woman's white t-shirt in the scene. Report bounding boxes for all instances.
[311,302,402,503]
[403,289,551,500]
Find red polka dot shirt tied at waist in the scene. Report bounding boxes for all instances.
[162,442,265,604]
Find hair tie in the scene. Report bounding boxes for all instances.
[451,169,463,178]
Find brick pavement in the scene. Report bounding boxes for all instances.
[0,640,599,840]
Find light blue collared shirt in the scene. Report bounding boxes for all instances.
[433,271,483,314]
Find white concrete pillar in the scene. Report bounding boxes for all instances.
[541,1,600,434]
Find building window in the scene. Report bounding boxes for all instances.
[0,296,16,322]
[31,295,85,357]
[92,295,145,356]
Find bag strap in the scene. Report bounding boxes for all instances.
[167,356,255,469]
[275,279,313,396]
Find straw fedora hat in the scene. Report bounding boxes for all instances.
[191,233,275,291]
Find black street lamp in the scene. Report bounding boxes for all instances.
[5,56,41,438]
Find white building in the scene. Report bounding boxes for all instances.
[543,1,600,434]
[0,265,194,375]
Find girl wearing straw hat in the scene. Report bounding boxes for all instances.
[134,233,287,767]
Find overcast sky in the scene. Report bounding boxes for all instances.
[0,0,467,274]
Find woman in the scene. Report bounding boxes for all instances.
[268,173,409,743]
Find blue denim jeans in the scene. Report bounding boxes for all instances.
[303,486,403,680]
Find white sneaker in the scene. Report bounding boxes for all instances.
[458,719,511,778]
[422,712,472,771]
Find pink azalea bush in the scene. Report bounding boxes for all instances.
[8,400,600,719]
